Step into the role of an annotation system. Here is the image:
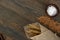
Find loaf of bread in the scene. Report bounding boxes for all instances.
[38,16,60,33]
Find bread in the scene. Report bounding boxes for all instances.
[38,16,60,33]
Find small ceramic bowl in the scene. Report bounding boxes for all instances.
[45,4,59,17]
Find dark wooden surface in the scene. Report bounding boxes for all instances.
[0,0,60,40]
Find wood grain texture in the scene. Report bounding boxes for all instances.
[0,0,60,40]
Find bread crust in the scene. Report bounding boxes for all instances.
[38,16,60,33]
